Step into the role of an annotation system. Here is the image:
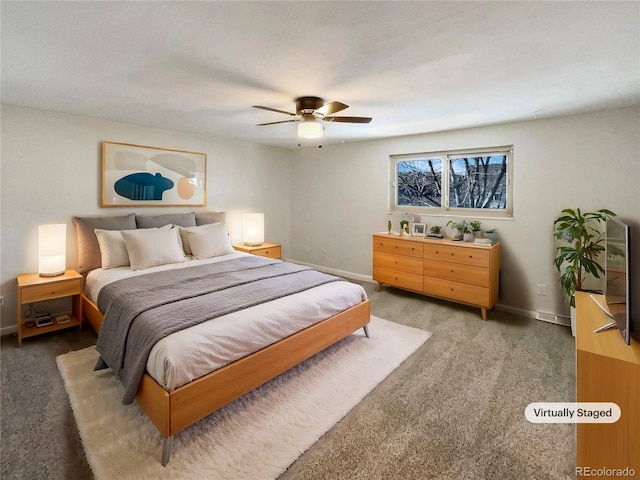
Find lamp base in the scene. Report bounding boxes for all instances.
[39,270,65,277]
[243,242,264,247]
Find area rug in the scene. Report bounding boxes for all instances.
[57,315,431,480]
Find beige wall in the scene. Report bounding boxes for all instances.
[1,104,638,332]
[0,104,293,332]
[288,107,640,319]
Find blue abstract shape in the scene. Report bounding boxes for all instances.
[114,172,174,201]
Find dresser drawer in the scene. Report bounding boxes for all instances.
[252,245,281,259]
[423,243,489,267]
[373,267,423,292]
[374,252,423,274]
[373,237,423,258]
[423,259,490,287]
[20,278,82,303]
[423,277,489,307]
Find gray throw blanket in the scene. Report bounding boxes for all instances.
[95,256,342,404]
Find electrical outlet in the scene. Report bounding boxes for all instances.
[537,284,547,296]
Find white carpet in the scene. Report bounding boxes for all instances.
[57,316,431,480]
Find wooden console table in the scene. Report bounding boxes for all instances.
[575,292,640,478]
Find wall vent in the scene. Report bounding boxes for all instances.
[536,311,570,326]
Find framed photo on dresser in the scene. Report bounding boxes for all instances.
[412,223,426,236]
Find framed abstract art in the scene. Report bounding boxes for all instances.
[101,141,207,207]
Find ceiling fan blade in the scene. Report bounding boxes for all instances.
[256,119,299,126]
[323,116,372,124]
[315,101,349,117]
[252,105,297,116]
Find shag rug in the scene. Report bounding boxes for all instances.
[57,316,431,480]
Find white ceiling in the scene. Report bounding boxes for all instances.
[2,1,639,149]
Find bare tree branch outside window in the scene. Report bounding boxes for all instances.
[393,150,509,214]
[449,156,507,209]
[397,159,442,207]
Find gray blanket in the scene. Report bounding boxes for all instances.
[95,256,342,404]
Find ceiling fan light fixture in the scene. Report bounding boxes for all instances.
[297,119,323,139]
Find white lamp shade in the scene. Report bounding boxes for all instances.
[297,120,323,139]
[243,213,264,246]
[39,224,66,276]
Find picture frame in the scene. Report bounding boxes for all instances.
[412,223,427,236]
[101,141,207,207]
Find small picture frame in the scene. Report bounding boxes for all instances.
[412,223,426,236]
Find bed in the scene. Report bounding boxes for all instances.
[73,212,370,466]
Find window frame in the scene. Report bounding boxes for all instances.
[389,145,513,219]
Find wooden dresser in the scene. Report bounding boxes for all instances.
[575,292,640,478]
[372,233,500,319]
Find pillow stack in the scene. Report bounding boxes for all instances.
[75,211,235,272]
[95,223,235,270]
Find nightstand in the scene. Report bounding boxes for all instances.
[16,269,83,346]
[233,242,281,259]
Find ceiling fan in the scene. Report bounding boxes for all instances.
[252,96,372,138]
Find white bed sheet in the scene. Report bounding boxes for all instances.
[85,253,368,391]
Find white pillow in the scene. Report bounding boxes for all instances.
[121,228,185,270]
[174,225,192,256]
[185,223,235,259]
[94,229,131,269]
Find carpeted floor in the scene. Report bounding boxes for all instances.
[1,282,576,480]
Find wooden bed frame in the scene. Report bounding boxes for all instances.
[82,293,371,465]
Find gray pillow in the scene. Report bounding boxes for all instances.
[196,211,226,226]
[73,213,137,273]
[135,212,196,229]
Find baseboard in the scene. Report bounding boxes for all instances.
[286,258,570,327]
[1,325,18,337]
[283,258,376,284]
[494,304,570,327]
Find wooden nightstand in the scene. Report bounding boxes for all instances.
[16,269,83,346]
[233,242,281,259]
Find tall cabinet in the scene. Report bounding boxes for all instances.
[575,292,640,478]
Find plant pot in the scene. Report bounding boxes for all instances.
[463,233,475,242]
[473,231,482,238]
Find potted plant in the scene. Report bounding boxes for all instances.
[446,220,473,242]
[470,220,482,238]
[553,208,616,335]
[485,228,498,242]
[428,225,444,238]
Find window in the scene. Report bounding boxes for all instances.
[390,146,512,217]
